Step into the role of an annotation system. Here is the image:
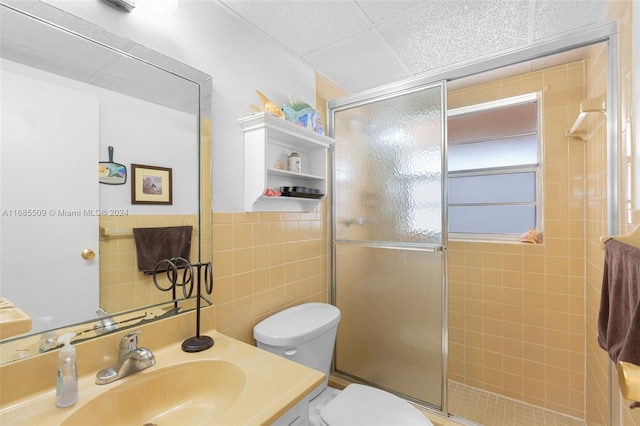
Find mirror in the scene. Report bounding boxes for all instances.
[0,1,212,363]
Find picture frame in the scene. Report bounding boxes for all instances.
[131,164,173,205]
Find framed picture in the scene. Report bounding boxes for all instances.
[131,164,172,205]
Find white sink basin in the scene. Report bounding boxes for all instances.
[62,360,245,426]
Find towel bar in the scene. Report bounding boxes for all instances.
[600,226,640,249]
[100,225,197,238]
[566,95,606,141]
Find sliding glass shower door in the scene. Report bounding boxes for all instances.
[329,82,447,410]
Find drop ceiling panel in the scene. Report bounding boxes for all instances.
[219,0,372,55]
[378,0,530,75]
[305,29,410,93]
[533,0,608,40]
[219,0,610,94]
[355,0,426,24]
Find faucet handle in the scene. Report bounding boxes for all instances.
[120,330,141,354]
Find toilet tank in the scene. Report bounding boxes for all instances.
[253,303,341,398]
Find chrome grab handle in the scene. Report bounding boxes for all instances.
[344,218,366,227]
[334,239,445,252]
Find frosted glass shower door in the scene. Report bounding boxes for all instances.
[331,83,446,409]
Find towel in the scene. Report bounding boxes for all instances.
[132,226,193,274]
[598,238,640,364]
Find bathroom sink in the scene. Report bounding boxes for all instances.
[62,360,245,426]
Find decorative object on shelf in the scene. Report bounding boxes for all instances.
[264,188,281,197]
[250,90,284,119]
[280,186,323,199]
[99,146,127,185]
[131,164,173,205]
[152,257,214,353]
[238,112,333,212]
[519,228,543,244]
[282,96,324,135]
[288,151,301,173]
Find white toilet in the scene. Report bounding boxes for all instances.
[253,302,433,426]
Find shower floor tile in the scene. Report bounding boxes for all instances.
[447,381,586,426]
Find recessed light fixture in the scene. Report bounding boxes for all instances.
[103,0,136,12]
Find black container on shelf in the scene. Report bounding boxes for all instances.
[280,186,324,199]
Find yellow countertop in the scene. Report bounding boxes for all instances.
[0,308,324,425]
[0,297,31,340]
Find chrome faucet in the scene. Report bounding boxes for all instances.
[95,330,155,385]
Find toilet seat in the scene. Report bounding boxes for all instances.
[320,384,433,426]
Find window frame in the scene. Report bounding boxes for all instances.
[447,92,543,242]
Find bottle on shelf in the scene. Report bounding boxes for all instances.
[288,151,301,173]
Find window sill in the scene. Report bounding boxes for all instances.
[448,233,545,245]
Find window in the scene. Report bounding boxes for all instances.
[447,93,541,240]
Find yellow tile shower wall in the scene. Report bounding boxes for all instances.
[211,207,329,344]
[585,1,640,425]
[448,61,587,418]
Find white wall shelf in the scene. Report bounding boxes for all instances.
[238,112,334,212]
[267,168,325,181]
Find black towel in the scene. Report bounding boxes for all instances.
[598,239,640,364]
[132,226,193,274]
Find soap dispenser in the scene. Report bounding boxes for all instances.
[56,333,78,407]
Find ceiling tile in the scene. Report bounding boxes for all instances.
[378,0,530,75]
[355,0,427,23]
[218,0,613,94]
[219,0,372,55]
[304,29,409,93]
[533,0,608,40]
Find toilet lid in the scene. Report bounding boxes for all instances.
[320,384,433,426]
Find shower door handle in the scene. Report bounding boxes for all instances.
[344,217,366,227]
[334,240,444,252]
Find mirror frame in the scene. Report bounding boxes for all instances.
[0,0,213,363]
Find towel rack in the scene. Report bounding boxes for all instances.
[100,225,197,238]
[566,95,606,141]
[600,225,640,250]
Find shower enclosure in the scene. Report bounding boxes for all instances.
[328,82,447,411]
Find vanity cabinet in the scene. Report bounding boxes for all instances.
[238,112,334,212]
[272,397,309,426]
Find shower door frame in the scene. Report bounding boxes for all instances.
[327,21,619,421]
[328,81,449,413]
